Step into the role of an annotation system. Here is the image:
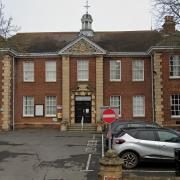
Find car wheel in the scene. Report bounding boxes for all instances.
[121,151,138,169]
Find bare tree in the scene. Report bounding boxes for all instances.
[152,0,180,30]
[0,0,19,39]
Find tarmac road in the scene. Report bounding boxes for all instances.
[0,129,102,180]
[0,129,178,180]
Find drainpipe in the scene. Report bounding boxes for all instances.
[151,53,155,123]
[12,56,15,131]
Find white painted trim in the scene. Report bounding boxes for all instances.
[110,60,121,81]
[169,76,180,79]
[108,52,148,56]
[147,46,180,54]
[132,60,144,81]
[133,96,145,117]
[23,96,35,117]
[1,46,180,57]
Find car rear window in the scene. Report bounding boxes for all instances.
[126,130,137,137]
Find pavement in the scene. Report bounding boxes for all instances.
[0,129,102,180]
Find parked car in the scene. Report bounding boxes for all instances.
[105,120,161,147]
[112,127,180,169]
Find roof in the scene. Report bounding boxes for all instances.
[0,30,179,53]
[156,32,180,46]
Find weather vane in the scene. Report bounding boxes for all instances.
[84,0,90,14]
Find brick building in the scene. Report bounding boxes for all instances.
[0,12,180,131]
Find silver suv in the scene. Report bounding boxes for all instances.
[112,127,180,169]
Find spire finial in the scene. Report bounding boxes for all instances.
[84,0,90,14]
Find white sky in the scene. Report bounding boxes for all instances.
[4,0,153,33]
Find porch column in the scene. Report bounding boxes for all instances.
[96,56,103,123]
[62,56,70,123]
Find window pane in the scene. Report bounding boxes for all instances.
[45,96,56,116]
[46,61,56,82]
[23,96,34,116]
[171,94,180,117]
[110,61,121,80]
[136,130,155,141]
[158,131,178,142]
[110,96,121,115]
[77,60,89,81]
[133,96,145,116]
[23,62,34,81]
[132,60,144,81]
[169,56,180,77]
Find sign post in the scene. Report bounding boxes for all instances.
[102,109,116,150]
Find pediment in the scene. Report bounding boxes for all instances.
[59,36,106,55]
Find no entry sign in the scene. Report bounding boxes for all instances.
[102,109,116,124]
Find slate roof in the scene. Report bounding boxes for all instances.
[0,30,180,53]
[156,32,180,47]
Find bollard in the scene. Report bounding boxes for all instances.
[98,150,123,180]
[175,148,180,176]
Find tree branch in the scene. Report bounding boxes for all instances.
[0,0,20,39]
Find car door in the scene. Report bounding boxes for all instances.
[156,130,180,159]
[134,130,162,158]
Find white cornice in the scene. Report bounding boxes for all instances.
[0,48,58,58]
[107,52,148,57]
[147,46,180,54]
[1,46,180,58]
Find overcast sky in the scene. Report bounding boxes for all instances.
[4,0,153,33]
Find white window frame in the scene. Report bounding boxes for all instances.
[23,96,34,117]
[171,94,180,118]
[23,62,34,82]
[133,96,145,117]
[77,60,89,81]
[110,60,121,81]
[45,96,57,117]
[132,60,144,81]
[45,61,57,82]
[110,96,121,116]
[169,55,180,79]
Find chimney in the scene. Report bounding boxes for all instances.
[162,16,176,34]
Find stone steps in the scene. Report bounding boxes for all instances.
[68,123,97,132]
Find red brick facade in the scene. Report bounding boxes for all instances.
[0,15,179,130]
[162,52,180,127]
[14,57,62,128]
[10,55,155,128]
[103,57,153,121]
[0,50,180,130]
